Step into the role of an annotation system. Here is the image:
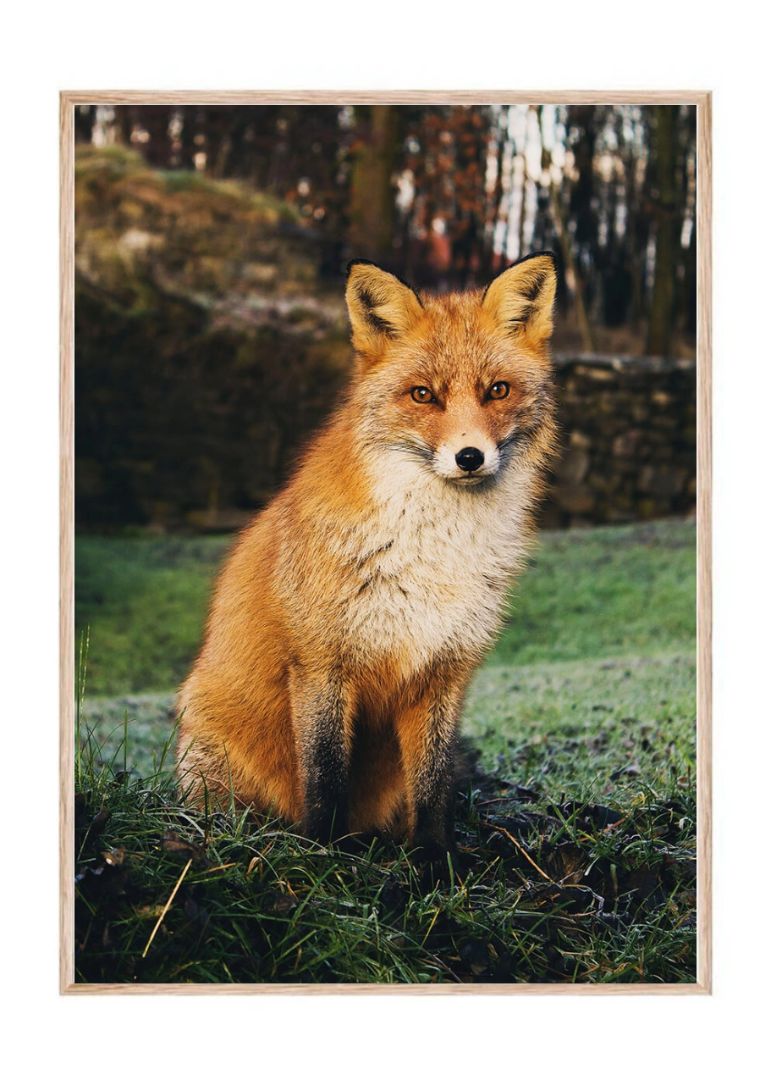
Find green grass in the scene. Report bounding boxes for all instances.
[75,535,226,696]
[75,519,697,984]
[77,519,694,696]
[489,520,695,665]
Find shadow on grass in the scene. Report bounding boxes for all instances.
[75,721,696,985]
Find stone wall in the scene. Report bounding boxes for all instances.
[542,354,696,528]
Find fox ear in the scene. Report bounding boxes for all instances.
[482,252,557,347]
[346,261,423,358]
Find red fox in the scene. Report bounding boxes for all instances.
[177,252,558,857]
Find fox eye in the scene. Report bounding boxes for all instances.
[410,386,436,404]
[488,381,510,400]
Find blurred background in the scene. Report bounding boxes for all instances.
[75,103,696,533]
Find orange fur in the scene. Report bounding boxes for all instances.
[177,253,559,849]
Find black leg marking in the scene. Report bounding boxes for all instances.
[413,757,456,855]
[295,678,351,843]
[405,697,460,857]
[303,728,348,841]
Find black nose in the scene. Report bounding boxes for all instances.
[455,446,484,473]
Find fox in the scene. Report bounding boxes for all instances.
[176,251,558,859]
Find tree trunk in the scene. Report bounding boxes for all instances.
[541,108,595,352]
[74,105,96,144]
[348,106,399,263]
[646,106,679,355]
[550,181,595,352]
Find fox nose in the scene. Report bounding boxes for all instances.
[455,446,484,473]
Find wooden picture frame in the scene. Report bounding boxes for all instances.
[60,90,711,994]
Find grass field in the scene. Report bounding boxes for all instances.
[75,519,697,984]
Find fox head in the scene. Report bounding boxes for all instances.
[345,253,557,487]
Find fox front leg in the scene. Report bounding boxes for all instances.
[396,686,461,860]
[290,668,353,842]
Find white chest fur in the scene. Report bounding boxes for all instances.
[339,457,535,673]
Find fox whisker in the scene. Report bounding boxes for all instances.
[389,440,435,465]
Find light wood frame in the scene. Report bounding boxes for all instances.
[60,90,712,995]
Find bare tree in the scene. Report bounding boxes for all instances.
[646,106,679,355]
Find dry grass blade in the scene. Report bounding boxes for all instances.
[142,858,193,959]
[491,824,555,884]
